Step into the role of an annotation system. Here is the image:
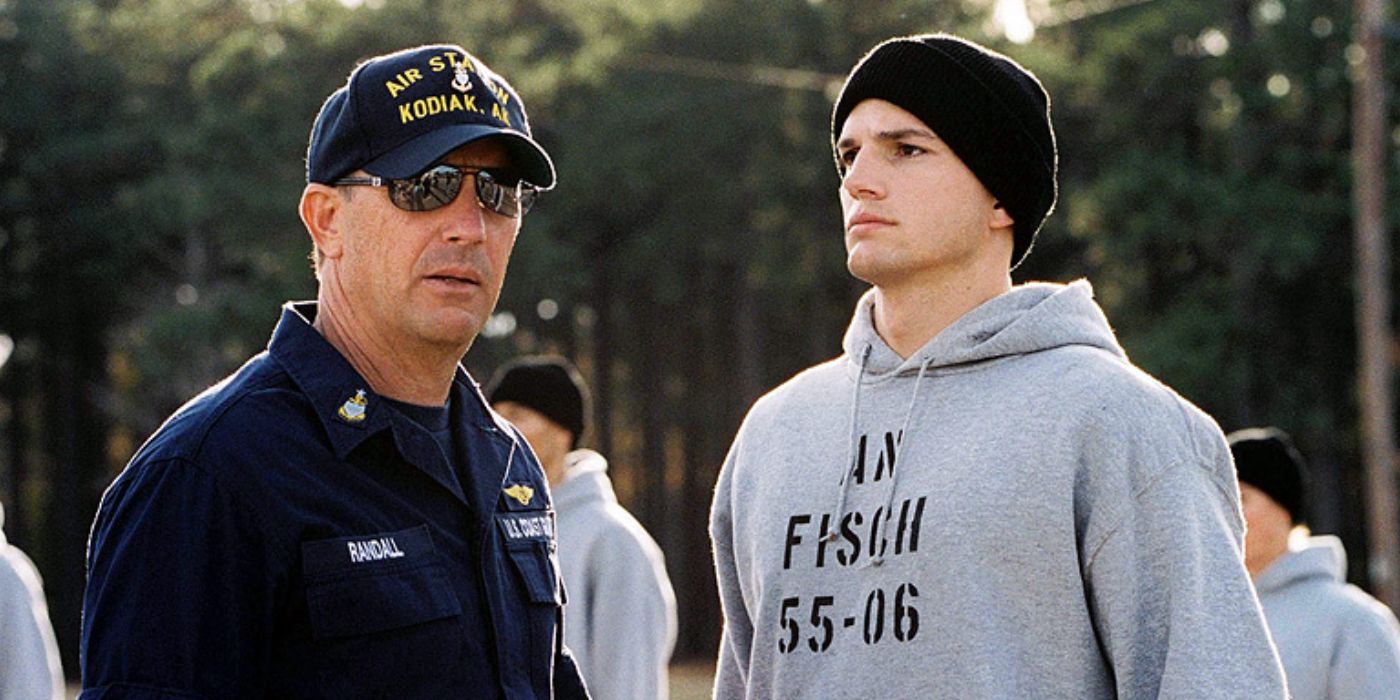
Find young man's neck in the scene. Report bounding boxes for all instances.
[542,452,568,487]
[312,299,462,407]
[871,268,1011,359]
[1246,525,1304,579]
[1246,540,1289,579]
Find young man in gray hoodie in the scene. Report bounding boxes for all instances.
[489,356,677,700]
[1230,427,1400,699]
[709,34,1287,698]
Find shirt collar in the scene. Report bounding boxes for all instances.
[267,302,394,461]
[267,301,526,484]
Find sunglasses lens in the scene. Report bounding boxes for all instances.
[474,173,506,215]
[474,171,537,217]
[389,166,463,212]
[515,187,538,215]
[380,165,537,216]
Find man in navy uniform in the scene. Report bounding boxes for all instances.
[80,44,588,699]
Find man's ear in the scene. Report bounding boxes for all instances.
[990,202,1015,231]
[300,184,346,260]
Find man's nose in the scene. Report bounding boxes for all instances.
[440,185,489,244]
[842,151,885,200]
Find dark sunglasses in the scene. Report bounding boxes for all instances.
[334,164,540,217]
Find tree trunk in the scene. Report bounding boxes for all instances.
[1352,0,1399,610]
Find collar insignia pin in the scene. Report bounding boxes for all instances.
[338,389,368,423]
[504,484,534,506]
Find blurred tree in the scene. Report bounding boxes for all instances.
[1034,0,1388,569]
[0,0,159,672]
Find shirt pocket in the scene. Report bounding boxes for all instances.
[304,557,462,639]
[302,524,462,639]
[506,540,563,606]
[300,526,465,696]
[497,511,562,606]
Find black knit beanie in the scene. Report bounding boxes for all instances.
[486,356,590,448]
[831,34,1058,270]
[1227,427,1308,525]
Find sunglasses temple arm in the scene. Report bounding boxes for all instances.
[331,176,383,187]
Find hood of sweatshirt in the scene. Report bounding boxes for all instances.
[826,281,1129,556]
[1254,535,1346,595]
[841,280,1126,379]
[552,448,618,511]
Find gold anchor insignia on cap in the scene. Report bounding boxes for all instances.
[450,61,472,93]
[503,484,534,506]
[338,389,368,423]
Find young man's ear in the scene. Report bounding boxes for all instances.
[300,184,346,260]
[991,202,1015,231]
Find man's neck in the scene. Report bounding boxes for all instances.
[543,453,568,487]
[871,270,1010,359]
[1246,530,1295,579]
[1246,546,1287,579]
[312,300,461,406]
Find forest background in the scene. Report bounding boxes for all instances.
[1,0,1395,678]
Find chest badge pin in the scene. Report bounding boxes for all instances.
[337,389,368,423]
[504,484,534,506]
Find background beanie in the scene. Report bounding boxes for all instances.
[831,34,1058,270]
[486,356,590,448]
[1227,427,1308,524]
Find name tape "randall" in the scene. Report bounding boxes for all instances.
[301,525,434,577]
[347,536,406,563]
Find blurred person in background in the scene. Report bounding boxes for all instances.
[0,502,64,700]
[709,33,1286,699]
[489,356,677,700]
[1230,427,1400,700]
[80,44,588,698]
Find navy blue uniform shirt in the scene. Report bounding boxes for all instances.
[80,303,589,699]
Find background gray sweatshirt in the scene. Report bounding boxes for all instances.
[0,503,65,700]
[710,281,1286,699]
[1255,535,1400,699]
[555,449,677,700]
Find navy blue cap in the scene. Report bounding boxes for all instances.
[307,44,555,188]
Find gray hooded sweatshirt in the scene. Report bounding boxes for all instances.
[710,281,1286,699]
[1255,535,1400,699]
[555,449,677,700]
[0,503,65,700]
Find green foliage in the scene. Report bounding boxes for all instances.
[1036,0,1364,455]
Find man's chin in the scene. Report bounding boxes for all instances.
[846,255,889,286]
[414,311,485,350]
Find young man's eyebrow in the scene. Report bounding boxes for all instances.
[877,128,938,142]
[836,128,940,151]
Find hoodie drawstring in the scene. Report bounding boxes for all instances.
[825,348,934,569]
[869,357,932,566]
[825,344,873,544]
